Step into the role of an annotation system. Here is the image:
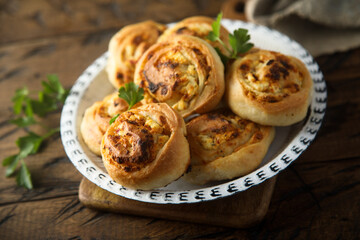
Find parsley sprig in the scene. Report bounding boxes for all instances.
[3,74,69,189]
[109,114,120,125]
[109,82,144,124]
[207,12,254,65]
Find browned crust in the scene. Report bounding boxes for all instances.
[134,35,225,118]
[106,20,167,89]
[158,16,231,55]
[80,92,129,155]
[101,103,190,190]
[226,49,313,126]
[184,109,275,185]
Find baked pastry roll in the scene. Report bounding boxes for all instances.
[158,16,230,55]
[101,103,190,190]
[134,35,225,118]
[185,109,275,185]
[80,92,129,156]
[106,21,167,89]
[226,49,313,126]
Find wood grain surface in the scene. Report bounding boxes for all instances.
[1,0,360,239]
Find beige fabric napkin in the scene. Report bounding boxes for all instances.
[245,0,360,56]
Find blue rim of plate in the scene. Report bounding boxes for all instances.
[60,19,326,204]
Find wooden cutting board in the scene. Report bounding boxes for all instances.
[79,176,277,228]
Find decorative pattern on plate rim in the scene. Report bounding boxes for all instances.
[60,19,326,204]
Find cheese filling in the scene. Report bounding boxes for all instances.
[105,110,170,172]
[188,112,264,163]
[142,45,210,112]
[239,52,303,103]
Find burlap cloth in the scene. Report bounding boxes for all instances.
[245,0,360,56]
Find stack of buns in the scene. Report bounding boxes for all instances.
[80,16,313,190]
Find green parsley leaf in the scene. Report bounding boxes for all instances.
[42,127,60,140]
[228,33,239,58]
[11,75,69,120]
[5,132,42,178]
[12,87,29,115]
[118,82,144,110]
[30,98,57,117]
[16,132,44,158]
[232,28,254,54]
[3,155,18,167]
[24,98,34,117]
[109,114,120,125]
[16,160,33,189]
[4,74,69,189]
[207,12,254,65]
[5,155,20,177]
[211,12,222,37]
[207,31,219,42]
[10,116,37,127]
[207,13,225,45]
[41,75,68,104]
[4,128,58,181]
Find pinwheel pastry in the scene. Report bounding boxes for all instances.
[101,103,190,190]
[106,21,167,89]
[184,109,275,185]
[134,35,225,118]
[80,92,130,156]
[158,16,230,55]
[226,49,313,126]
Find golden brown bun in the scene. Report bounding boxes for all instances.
[158,16,231,55]
[226,49,313,126]
[134,35,225,118]
[106,21,167,89]
[80,93,129,155]
[101,103,190,190]
[184,109,275,185]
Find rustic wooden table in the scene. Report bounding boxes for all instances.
[1,0,359,239]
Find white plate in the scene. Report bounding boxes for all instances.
[60,19,326,204]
